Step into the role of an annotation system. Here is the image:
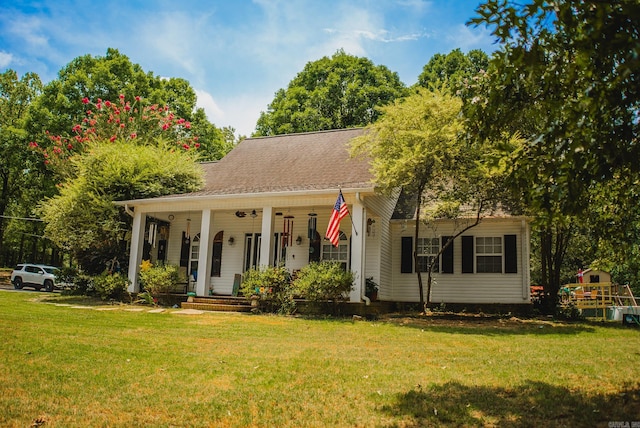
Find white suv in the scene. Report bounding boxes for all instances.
[11,264,59,292]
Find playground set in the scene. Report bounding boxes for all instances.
[559,268,640,324]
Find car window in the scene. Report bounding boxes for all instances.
[14,264,24,271]
[42,267,58,274]
[26,266,38,273]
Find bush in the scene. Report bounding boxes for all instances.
[93,272,129,300]
[139,263,180,295]
[240,265,296,314]
[56,266,94,296]
[292,261,354,302]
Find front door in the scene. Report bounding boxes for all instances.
[244,233,261,272]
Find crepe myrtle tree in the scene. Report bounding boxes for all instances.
[34,95,203,274]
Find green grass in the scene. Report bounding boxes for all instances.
[0,291,638,427]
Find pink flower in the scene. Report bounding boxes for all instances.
[162,123,170,131]
[135,96,141,101]
[130,133,137,139]
[82,97,89,104]
[110,135,117,142]
[182,144,190,150]
[194,143,200,148]
[29,141,38,148]
[67,144,73,150]
[72,124,82,133]
[105,100,112,108]
[185,122,191,129]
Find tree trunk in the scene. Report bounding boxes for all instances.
[414,188,424,311]
[539,225,572,314]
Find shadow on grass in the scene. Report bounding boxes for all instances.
[382,315,598,336]
[380,380,640,427]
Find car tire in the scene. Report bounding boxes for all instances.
[13,277,23,289]
[44,280,54,292]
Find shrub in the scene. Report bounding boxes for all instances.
[56,266,94,296]
[138,263,180,295]
[240,265,296,314]
[93,272,129,300]
[292,261,354,302]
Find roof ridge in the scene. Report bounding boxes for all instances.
[247,127,364,141]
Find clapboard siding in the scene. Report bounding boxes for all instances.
[389,218,530,304]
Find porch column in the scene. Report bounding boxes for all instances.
[127,209,146,292]
[350,195,366,302]
[196,209,214,296]
[259,206,274,268]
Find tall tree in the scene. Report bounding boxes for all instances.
[0,70,42,264]
[467,0,640,312]
[352,87,511,310]
[255,50,407,136]
[417,48,489,92]
[35,95,205,273]
[28,48,232,162]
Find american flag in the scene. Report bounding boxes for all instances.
[326,191,349,247]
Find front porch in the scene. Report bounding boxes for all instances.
[124,190,378,304]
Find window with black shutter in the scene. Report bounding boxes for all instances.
[461,236,474,273]
[401,236,413,273]
[441,236,454,274]
[504,234,517,274]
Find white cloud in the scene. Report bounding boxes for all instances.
[0,51,13,68]
[446,24,496,52]
[195,89,225,121]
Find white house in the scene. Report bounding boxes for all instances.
[117,128,531,306]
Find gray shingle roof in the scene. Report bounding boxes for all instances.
[186,128,373,196]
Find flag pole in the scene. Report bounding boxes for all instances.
[341,189,358,236]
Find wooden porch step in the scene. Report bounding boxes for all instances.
[181,295,252,313]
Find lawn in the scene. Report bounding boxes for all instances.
[0,290,638,427]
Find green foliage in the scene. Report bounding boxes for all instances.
[240,265,296,314]
[255,50,407,136]
[0,70,43,264]
[467,0,640,311]
[139,263,180,296]
[417,48,489,93]
[292,261,354,302]
[55,266,94,296]
[351,87,463,195]
[92,272,129,300]
[38,140,203,272]
[28,48,233,163]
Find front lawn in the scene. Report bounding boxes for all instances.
[0,290,638,427]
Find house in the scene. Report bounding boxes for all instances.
[117,128,531,306]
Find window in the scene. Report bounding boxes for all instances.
[211,231,223,277]
[476,236,502,273]
[322,231,348,270]
[416,237,440,273]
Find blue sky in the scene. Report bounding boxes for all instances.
[0,0,498,136]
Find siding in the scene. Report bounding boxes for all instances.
[362,192,399,299]
[389,218,530,304]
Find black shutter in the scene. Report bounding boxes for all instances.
[504,234,517,273]
[180,232,190,268]
[461,236,474,273]
[401,237,413,273]
[211,241,223,277]
[441,236,454,274]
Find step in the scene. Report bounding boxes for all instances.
[191,296,248,305]
[181,301,253,312]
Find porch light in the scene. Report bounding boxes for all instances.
[250,210,258,218]
[296,236,303,246]
[228,236,235,246]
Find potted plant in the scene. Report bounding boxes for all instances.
[365,277,379,301]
